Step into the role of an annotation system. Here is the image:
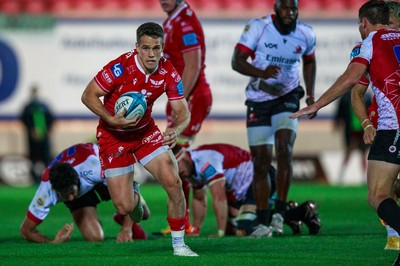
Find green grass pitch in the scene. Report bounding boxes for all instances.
[0,183,397,265]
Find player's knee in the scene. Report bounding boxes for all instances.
[115,202,136,216]
[164,176,183,193]
[84,233,104,242]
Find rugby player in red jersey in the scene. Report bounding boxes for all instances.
[81,22,197,256]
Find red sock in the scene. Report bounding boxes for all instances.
[167,216,186,231]
[132,223,147,240]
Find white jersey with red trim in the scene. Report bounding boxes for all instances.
[27,143,105,224]
[235,15,316,102]
[351,29,400,130]
[188,144,253,201]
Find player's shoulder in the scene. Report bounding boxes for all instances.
[350,42,362,60]
[241,15,272,35]
[248,15,272,26]
[180,4,199,20]
[296,20,315,36]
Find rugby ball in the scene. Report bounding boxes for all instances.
[114,92,147,120]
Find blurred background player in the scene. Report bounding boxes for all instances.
[334,90,372,183]
[159,0,213,235]
[81,22,197,256]
[20,143,149,243]
[350,0,400,251]
[174,144,321,237]
[20,84,55,183]
[231,0,317,235]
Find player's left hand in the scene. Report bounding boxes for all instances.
[116,229,133,243]
[52,223,74,243]
[290,104,319,119]
[305,97,317,119]
[163,128,178,148]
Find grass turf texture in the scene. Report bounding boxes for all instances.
[0,183,397,265]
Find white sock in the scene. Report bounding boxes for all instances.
[171,230,185,248]
[386,225,400,238]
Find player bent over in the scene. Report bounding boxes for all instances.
[174,143,321,237]
[20,143,149,243]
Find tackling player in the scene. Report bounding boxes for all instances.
[20,143,149,243]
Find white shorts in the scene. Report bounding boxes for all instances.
[247,112,298,146]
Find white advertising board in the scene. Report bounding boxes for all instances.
[0,19,360,119]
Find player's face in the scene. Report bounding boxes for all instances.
[177,155,193,179]
[159,0,177,14]
[56,185,78,202]
[274,0,298,33]
[136,35,163,74]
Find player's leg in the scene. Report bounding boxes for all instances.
[370,160,400,233]
[144,148,198,256]
[246,100,274,230]
[163,92,211,234]
[71,207,104,242]
[270,111,298,235]
[106,172,143,223]
[380,174,400,250]
[65,189,104,242]
[249,143,273,226]
[97,129,142,223]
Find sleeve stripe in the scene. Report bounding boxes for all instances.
[235,43,255,60]
[94,76,111,93]
[27,211,43,224]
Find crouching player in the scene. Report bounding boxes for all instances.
[174,143,321,237]
[20,142,150,243]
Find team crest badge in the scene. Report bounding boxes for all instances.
[389,145,397,153]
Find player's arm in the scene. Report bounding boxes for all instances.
[163,99,190,147]
[182,49,201,99]
[81,79,138,128]
[303,55,317,119]
[291,62,366,119]
[208,179,228,237]
[231,47,280,79]
[20,216,73,243]
[351,83,376,144]
[191,188,207,231]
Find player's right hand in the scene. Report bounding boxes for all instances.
[116,229,133,243]
[52,223,74,243]
[261,65,281,79]
[109,110,141,128]
[363,126,376,144]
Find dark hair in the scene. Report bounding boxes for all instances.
[359,0,389,25]
[136,22,164,44]
[49,162,80,192]
[387,1,400,21]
